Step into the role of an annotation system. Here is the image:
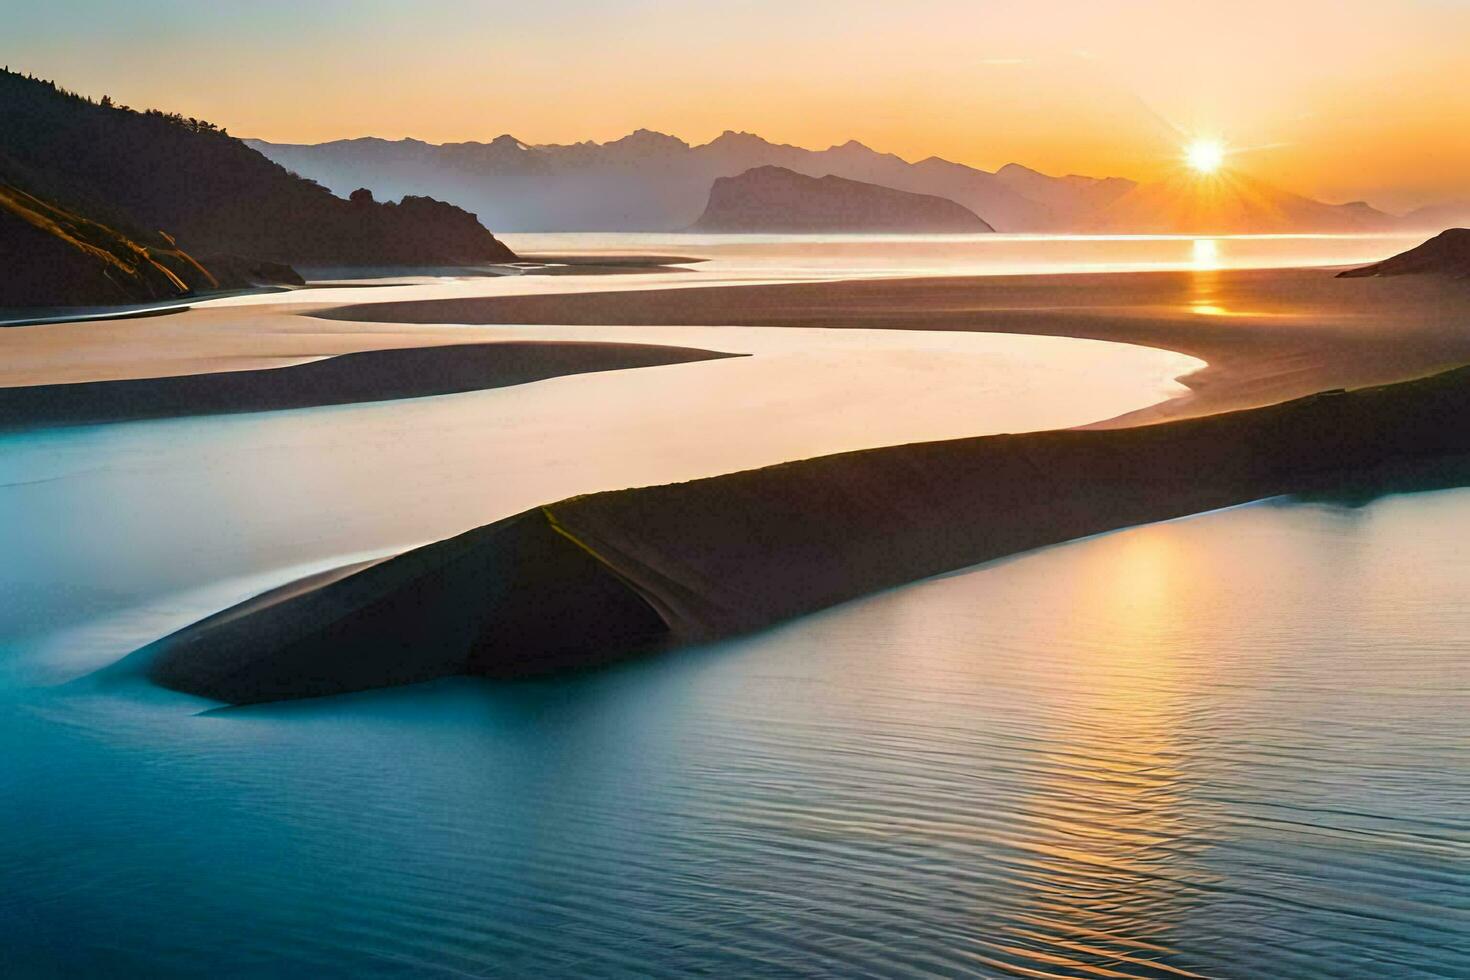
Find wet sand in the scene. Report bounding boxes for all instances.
[319,267,1470,425]
[0,341,738,429]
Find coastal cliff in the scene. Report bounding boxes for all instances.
[142,364,1470,704]
[690,166,993,233]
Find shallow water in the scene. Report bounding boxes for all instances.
[2,252,1467,976]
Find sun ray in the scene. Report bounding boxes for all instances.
[1184,139,1225,174]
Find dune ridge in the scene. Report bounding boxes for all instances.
[144,364,1470,704]
[1338,228,1470,279]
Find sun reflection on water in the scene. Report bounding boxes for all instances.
[971,525,1219,973]
[1189,238,1230,316]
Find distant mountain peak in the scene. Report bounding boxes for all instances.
[606,128,690,151]
[997,162,1042,177]
[709,130,772,146]
[339,136,429,147]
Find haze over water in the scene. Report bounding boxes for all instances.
[502,232,1425,280]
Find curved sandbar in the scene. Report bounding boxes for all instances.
[146,364,1470,704]
[0,341,740,428]
[316,267,1470,424]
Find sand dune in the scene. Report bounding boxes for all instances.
[145,365,1470,704]
[1338,228,1470,279]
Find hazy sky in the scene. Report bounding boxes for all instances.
[11,0,1469,209]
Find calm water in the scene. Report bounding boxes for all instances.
[2,246,1467,977]
[3,490,1467,977]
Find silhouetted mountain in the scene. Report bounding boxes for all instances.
[1338,229,1470,278]
[690,166,993,233]
[1085,170,1399,234]
[0,69,514,271]
[992,163,1134,220]
[252,127,1422,235]
[250,130,1087,232]
[1399,201,1470,231]
[259,123,1458,236]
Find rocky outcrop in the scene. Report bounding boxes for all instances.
[194,254,305,289]
[142,363,1470,704]
[690,166,993,233]
[1338,229,1470,279]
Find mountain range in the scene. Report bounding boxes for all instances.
[250,129,1116,232]
[250,128,1436,235]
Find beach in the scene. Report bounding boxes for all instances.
[5,260,1467,433]
[318,265,1470,424]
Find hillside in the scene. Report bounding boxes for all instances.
[0,69,514,269]
[690,166,993,233]
[0,182,211,308]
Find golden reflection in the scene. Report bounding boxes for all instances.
[1190,238,1220,270]
[992,525,1214,971]
[1189,238,1226,316]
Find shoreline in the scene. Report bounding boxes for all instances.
[316,265,1470,425]
[6,264,1465,415]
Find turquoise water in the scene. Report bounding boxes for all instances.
[3,485,1467,976]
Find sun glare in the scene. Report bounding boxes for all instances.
[1185,139,1225,174]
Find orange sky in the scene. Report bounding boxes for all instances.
[12,0,1470,210]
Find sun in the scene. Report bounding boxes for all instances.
[1185,139,1226,174]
